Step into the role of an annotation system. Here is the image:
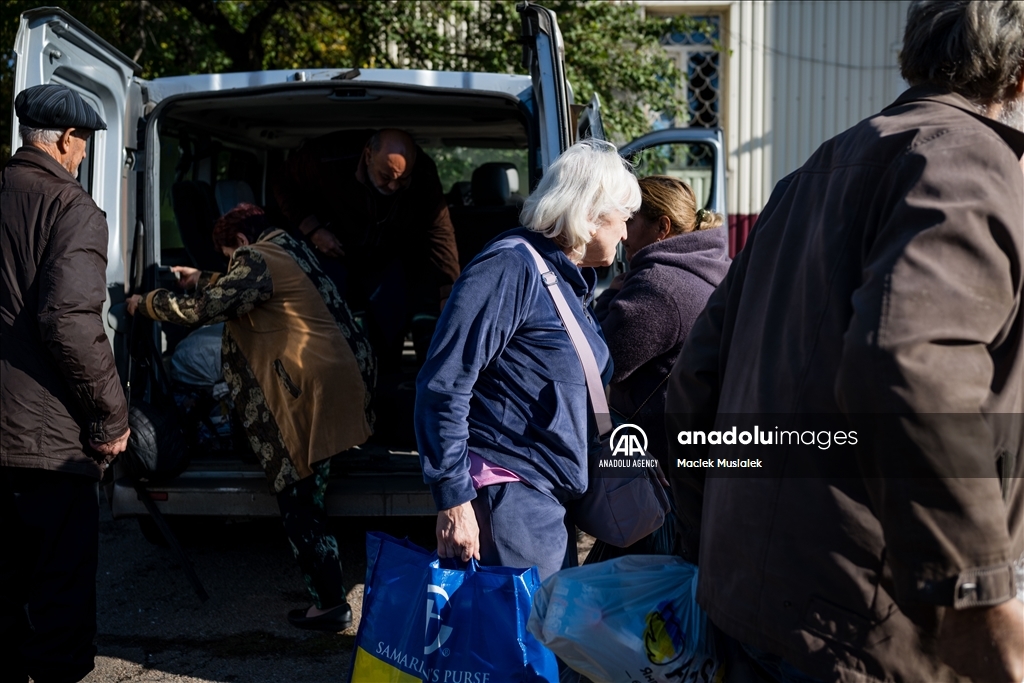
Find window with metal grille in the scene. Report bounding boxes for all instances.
[630,15,723,176]
[662,16,722,129]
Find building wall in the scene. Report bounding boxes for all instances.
[642,0,911,252]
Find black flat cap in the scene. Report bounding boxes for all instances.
[15,83,107,131]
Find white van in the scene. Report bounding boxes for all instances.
[11,5,726,533]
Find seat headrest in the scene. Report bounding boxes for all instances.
[214,179,256,216]
[447,181,472,208]
[471,162,520,207]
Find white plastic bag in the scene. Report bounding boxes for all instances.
[528,555,721,683]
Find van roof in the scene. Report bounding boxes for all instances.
[145,68,534,105]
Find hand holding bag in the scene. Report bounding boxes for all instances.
[508,238,670,548]
[350,531,558,683]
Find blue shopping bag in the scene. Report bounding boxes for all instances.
[349,531,558,683]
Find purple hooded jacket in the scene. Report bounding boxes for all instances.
[595,226,730,464]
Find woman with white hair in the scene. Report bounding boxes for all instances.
[415,139,641,578]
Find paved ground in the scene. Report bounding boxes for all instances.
[82,503,594,682]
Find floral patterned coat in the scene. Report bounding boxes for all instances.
[140,229,375,492]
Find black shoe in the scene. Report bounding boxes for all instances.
[287,602,353,632]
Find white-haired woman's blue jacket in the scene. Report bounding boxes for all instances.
[415,227,612,511]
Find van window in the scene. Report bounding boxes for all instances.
[158,133,185,252]
[429,147,529,198]
[76,133,94,195]
[157,126,266,270]
[214,148,262,201]
[627,141,715,209]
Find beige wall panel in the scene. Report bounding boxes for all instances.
[640,0,910,219]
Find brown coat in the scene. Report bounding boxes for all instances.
[666,87,1024,682]
[228,238,372,478]
[140,229,375,492]
[281,130,461,305]
[1,147,129,479]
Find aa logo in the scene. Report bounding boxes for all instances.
[643,600,686,665]
[424,584,453,655]
[611,423,648,457]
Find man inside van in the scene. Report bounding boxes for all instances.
[277,128,460,376]
[1,84,130,683]
[666,2,1024,683]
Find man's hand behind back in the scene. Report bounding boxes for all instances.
[940,598,1024,683]
[90,427,131,467]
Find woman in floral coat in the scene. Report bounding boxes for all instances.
[128,203,375,632]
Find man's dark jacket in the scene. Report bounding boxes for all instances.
[1,146,128,479]
[279,130,460,305]
[666,87,1024,682]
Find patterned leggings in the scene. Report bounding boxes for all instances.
[275,460,346,609]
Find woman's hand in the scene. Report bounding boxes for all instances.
[310,228,345,259]
[436,501,481,562]
[126,294,142,316]
[171,266,200,289]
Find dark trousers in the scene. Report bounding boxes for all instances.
[722,639,826,683]
[471,481,576,582]
[472,482,581,683]
[0,467,99,683]
[275,459,346,609]
[315,251,438,375]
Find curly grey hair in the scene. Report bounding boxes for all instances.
[899,1,1024,105]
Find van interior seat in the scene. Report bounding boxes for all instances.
[215,179,256,215]
[450,163,524,268]
[171,180,227,272]
[446,181,472,209]
[471,162,524,208]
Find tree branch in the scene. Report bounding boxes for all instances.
[175,0,250,68]
[241,0,292,68]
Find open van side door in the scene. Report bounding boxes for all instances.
[620,127,727,222]
[604,128,727,283]
[575,93,606,143]
[518,2,572,171]
[13,7,143,292]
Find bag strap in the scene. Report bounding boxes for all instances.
[617,372,671,423]
[506,237,613,437]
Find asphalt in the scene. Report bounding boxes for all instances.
[83,505,433,683]
[81,501,595,682]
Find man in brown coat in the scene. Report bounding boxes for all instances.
[666,2,1024,682]
[277,128,460,376]
[1,84,130,682]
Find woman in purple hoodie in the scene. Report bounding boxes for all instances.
[595,175,731,471]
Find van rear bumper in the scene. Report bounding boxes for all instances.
[110,453,436,518]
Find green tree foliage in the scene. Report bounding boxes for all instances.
[1,1,717,162]
[549,0,706,141]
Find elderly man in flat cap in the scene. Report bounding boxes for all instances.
[1,83,130,683]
